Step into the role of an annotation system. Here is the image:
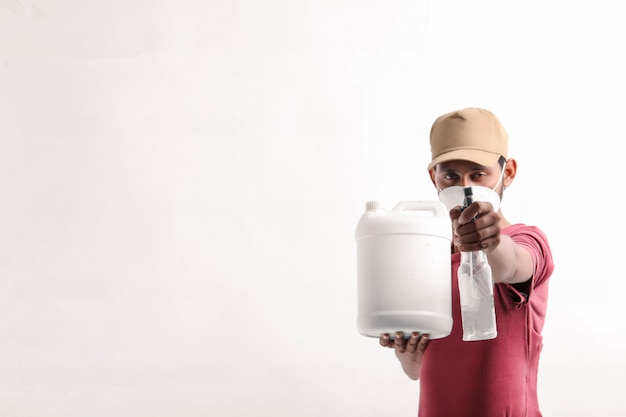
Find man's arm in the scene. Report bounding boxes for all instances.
[451,201,534,284]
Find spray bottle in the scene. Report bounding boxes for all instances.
[457,187,498,341]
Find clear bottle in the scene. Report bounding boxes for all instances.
[457,187,497,341]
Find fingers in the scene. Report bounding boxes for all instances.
[406,332,419,352]
[393,331,406,352]
[417,333,430,353]
[380,331,430,353]
[379,332,407,349]
[454,204,501,252]
[379,333,391,347]
[406,332,429,353]
[456,201,490,225]
[455,226,501,252]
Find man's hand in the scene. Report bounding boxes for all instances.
[450,201,501,253]
[379,331,429,380]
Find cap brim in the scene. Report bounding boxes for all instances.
[427,149,501,170]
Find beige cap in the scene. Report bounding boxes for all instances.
[428,107,508,170]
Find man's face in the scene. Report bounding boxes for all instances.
[430,159,505,195]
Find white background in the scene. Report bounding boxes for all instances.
[1,1,623,416]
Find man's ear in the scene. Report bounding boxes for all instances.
[503,158,517,188]
[428,168,437,187]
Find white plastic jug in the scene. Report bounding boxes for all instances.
[355,201,453,339]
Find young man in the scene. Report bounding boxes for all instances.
[379,108,555,417]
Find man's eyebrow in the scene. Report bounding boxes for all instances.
[465,164,490,170]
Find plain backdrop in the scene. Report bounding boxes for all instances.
[1,1,624,416]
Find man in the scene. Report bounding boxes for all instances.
[379,108,555,417]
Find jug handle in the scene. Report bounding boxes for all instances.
[392,201,447,217]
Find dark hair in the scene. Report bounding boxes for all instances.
[498,156,506,168]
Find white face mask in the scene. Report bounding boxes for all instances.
[437,165,505,212]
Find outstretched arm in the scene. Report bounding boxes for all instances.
[451,201,534,284]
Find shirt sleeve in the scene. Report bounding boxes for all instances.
[502,224,555,303]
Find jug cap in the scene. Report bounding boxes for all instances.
[365,200,386,211]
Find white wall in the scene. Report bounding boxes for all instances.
[1,1,623,416]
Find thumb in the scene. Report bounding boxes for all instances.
[448,205,463,222]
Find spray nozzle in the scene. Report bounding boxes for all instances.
[461,187,474,211]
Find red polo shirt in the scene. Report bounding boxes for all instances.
[418,224,555,417]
